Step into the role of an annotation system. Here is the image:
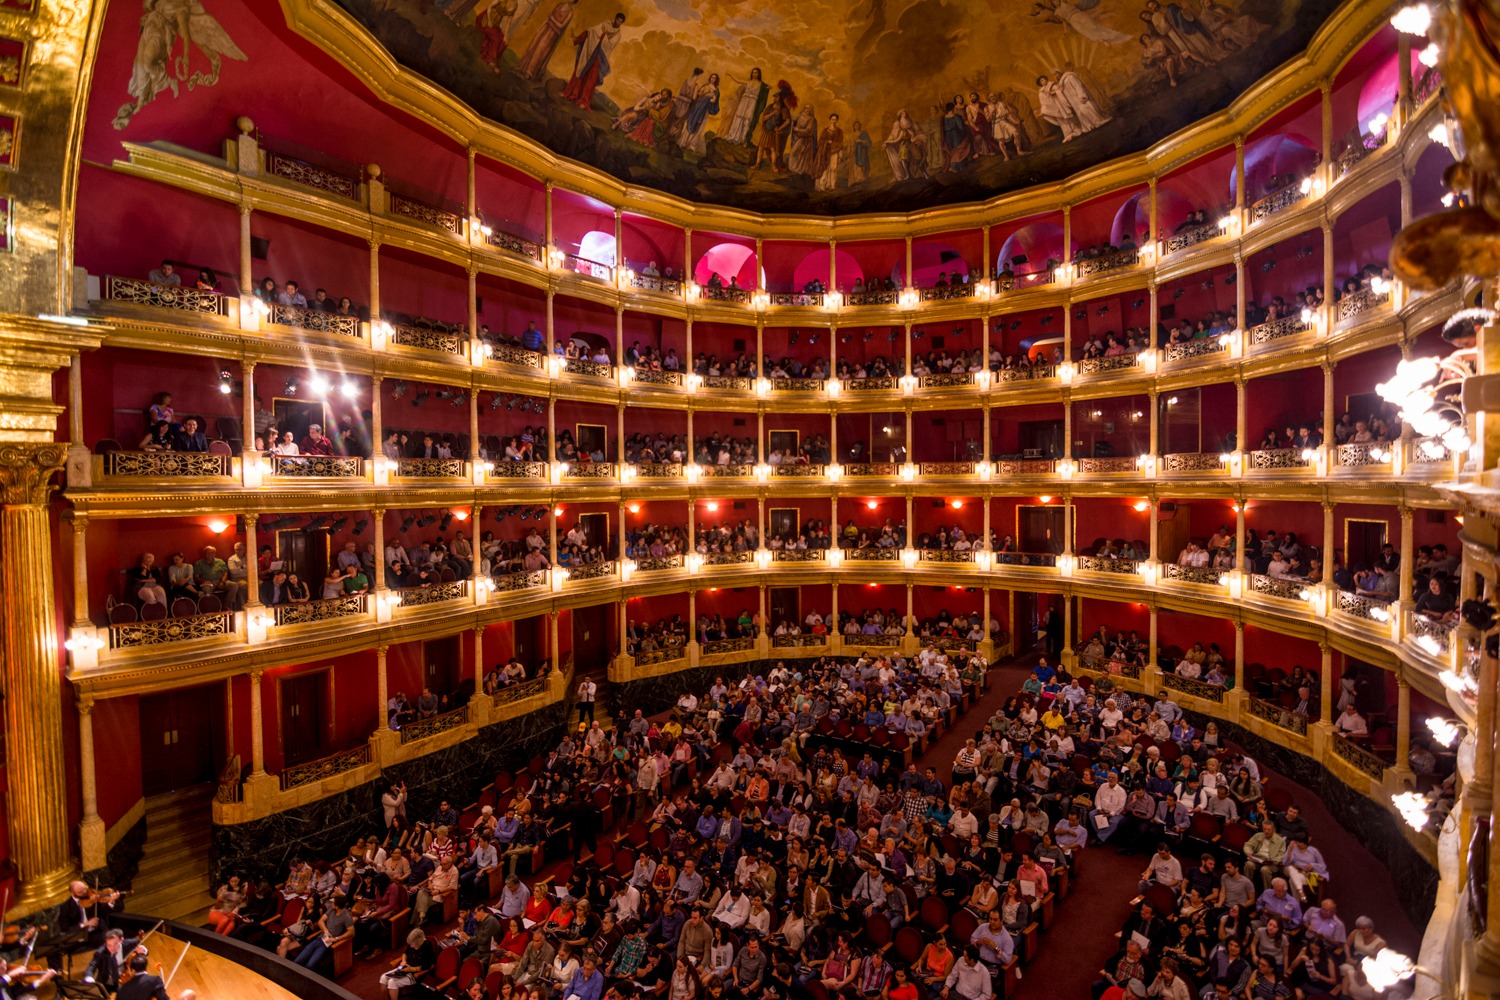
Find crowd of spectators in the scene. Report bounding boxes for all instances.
[1078,627,1151,676]
[837,518,907,550]
[624,434,688,466]
[692,434,759,468]
[694,519,760,556]
[625,618,690,657]
[252,276,363,319]
[911,349,986,378]
[767,436,832,466]
[690,354,758,379]
[625,524,689,562]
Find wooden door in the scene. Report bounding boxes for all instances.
[271,399,328,446]
[1014,592,1039,648]
[1157,505,1191,559]
[1017,420,1063,459]
[1346,519,1388,571]
[1017,505,1066,556]
[514,615,543,667]
[770,588,800,630]
[573,603,611,672]
[578,513,610,551]
[140,685,220,795]
[279,673,327,766]
[423,636,461,698]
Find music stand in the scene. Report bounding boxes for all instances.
[52,977,108,1000]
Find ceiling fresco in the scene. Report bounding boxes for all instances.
[336,0,1341,215]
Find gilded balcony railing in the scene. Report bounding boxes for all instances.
[273,594,367,626]
[703,637,755,655]
[1336,442,1393,468]
[1336,287,1392,324]
[264,149,359,199]
[1160,452,1226,474]
[1410,613,1458,653]
[1248,573,1308,601]
[400,705,470,744]
[494,675,548,704]
[396,580,469,607]
[845,548,900,561]
[772,549,826,562]
[700,375,754,391]
[631,462,683,478]
[631,368,684,387]
[993,365,1056,383]
[1248,695,1309,736]
[1077,353,1139,375]
[103,276,232,317]
[1161,563,1225,586]
[1161,221,1226,256]
[389,193,463,233]
[564,357,613,378]
[995,458,1057,475]
[391,322,465,356]
[771,634,828,647]
[1076,555,1141,576]
[771,377,825,392]
[919,461,975,476]
[918,282,979,301]
[844,462,900,476]
[395,457,466,479]
[562,253,614,282]
[703,552,754,566]
[634,554,685,573]
[699,284,751,304]
[1076,652,1144,680]
[635,646,688,666]
[490,344,545,369]
[1075,247,1139,277]
[270,455,364,478]
[268,303,361,338]
[919,372,975,389]
[279,744,372,791]
[496,569,547,591]
[108,610,235,650]
[563,462,616,479]
[701,463,754,478]
[1164,338,1227,363]
[1248,315,1311,347]
[568,560,617,581]
[848,289,900,306]
[488,460,547,479]
[1336,130,1387,177]
[1335,590,1391,623]
[1076,457,1138,474]
[1331,733,1388,778]
[1408,437,1451,465]
[1249,182,1306,223]
[1248,448,1310,471]
[772,463,826,477]
[768,292,824,307]
[1160,672,1227,702]
[627,273,683,296]
[103,451,232,478]
[919,549,975,563]
[846,376,898,391]
[487,229,543,262]
[845,633,903,647]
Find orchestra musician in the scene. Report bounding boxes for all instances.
[83,929,142,993]
[0,958,55,1000]
[115,954,170,1000]
[58,882,122,951]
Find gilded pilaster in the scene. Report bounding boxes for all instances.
[249,669,265,776]
[67,511,89,629]
[244,514,260,610]
[0,443,76,911]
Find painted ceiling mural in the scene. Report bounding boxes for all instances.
[336,0,1340,215]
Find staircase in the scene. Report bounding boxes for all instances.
[126,784,215,925]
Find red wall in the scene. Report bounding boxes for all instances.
[381,249,469,324]
[912,496,983,538]
[912,409,984,463]
[81,347,239,447]
[92,696,143,828]
[477,275,547,337]
[76,171,241,288]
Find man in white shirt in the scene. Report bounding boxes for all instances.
[943,946,995,1000]
[712,886,751,928]
[1138,843,1184,894]
[804,609,823,629]
[1090,772,1128,843]
[1335,705,1368,735]
[948,806,980,839]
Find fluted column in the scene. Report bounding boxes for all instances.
[249,669,265,776]
[78,699,105,871]
[244,513,261,610]
[376,645,389,723]
[68,512,89,628]
[0,444,77,910]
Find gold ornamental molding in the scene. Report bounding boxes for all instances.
[279,0,1389,237]
[0,442,64,505]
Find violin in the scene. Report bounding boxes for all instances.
[0,924,42,948]
[80,887,128,907]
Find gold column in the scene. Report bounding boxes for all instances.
[249,670,265,776]
[1061,593,1073,666]
[368,239,382,325]
[78,698,105,872]
[904,236,913,283]
[474,627,486,694]
[1322,226,1335,324]
[244,513,260,610]
[241,361,257,452]
[0,444,77,910]
[1148,389,1159,458]
[68,356,84,446]
[1148,178,1159,246]
[466,146,477,219]
[1322,501,1337,607]
[239,204,254,298]
[1319,82,1333,177]
[686,409,695,469]
[684,229,693,288]
[1234,256,1246,333]
[371,376,384,465]
[470,381,481,465]
[1234,138,1246,217]
[375,644,389,724]
[905,583,914,634]
[549,611,560,668]
[467,263,480,344]
[1235,498,1246,567]
[1319,644,1333,724]
[1148,500,1159,562]
[1322,362,1336,452]
[544,182,555,253]
[68,512,89,628]
[1235,378,1247,455]
[373,507,386,593]
[1399,506,1415,604]
[1394,676,1412,779]
[1148,607,1158,668]
[1396,31,1413,122]
[982,404,992,466]
[1233,622,1245,691]
[1062,206,1072,267]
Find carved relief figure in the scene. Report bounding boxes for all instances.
[115,0,247,131]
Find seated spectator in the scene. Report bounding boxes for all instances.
[148,260,181,285]
[172,417,208,452]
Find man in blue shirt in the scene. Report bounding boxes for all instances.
[522,321,544,352]
[564,955,605,1000]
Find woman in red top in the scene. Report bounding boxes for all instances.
[883,966,920,1000]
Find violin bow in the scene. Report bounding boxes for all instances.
[162,942,191,988]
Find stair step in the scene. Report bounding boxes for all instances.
[132,860,210,893]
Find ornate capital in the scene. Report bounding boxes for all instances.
[77,698,93,717]
[368,238,382,253]
[238,202,253,218]
[1399,505,1415,520]
[0,444,66,506]
[244,513,259,526]
[1321,361,1336,375]
[1321,500,1335,512]
[67,510,89,531]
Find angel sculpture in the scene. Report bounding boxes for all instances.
[115,0,247,130]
